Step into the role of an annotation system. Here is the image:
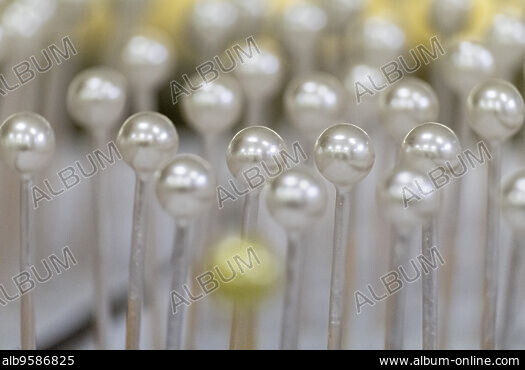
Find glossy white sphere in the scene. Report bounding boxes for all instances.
[401,122,462,172]
[314,123,375,189]
[0,112,55,175]
[182,75,243,136]
[380,78,439,143]
[376,165,439,230]
[285,73,346,135]
[156,154,216,222]
[67,67,128,133]
[116,112,179,177]
[266,167,327,232]
[226,126,286,183]
[467,79,525,143]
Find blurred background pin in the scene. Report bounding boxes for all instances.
[233,38,284,125]
[281,1,327,77]
[232,0,267,38]
[182,75,243,165]
[320,0,367,73]
[156,154,216,350]
[380,78,440,148]
[67,67,128,349]
[41,0,88,133]
[266,167,327,350]
[343,61,386,125]
[440,40,495,140]
[426,0,474,141]
[284,72,346,159]
[121,27,175,112]
[107,0,147,64]
[0,0,57,116]
[429,0,473,39]
[347,15,406,70]
[190,0,239,60]
[485,11,525,80]
[376,165,439,350]
[207,235,281,348]
[438,42,495,347]
[180,74,243,349]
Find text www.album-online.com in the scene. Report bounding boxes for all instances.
[378,356,519,366]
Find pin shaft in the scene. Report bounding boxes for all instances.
[229,190,261,350]
[422,217,439,350]
[481,144,501,350]
[384,228,410,350]
[20,177,36,350]
[92,133,111,349]
[166,222,191,350]
[327,188,352,350]
[125,176,151,350]
[280,232,303,350]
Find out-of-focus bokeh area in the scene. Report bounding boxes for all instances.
[1,0,525,350]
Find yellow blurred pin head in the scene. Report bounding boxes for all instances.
[206,236,280,306]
